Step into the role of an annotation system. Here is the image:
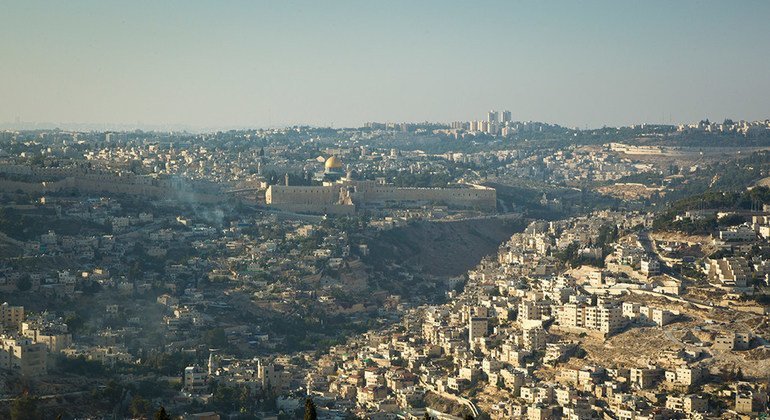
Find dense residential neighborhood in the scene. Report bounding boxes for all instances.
[0,119,768,418]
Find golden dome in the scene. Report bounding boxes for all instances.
[325,155,343,170]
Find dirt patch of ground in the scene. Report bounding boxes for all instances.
[552,302,770,379]
[366,217,526,277]
[649,231,712,246]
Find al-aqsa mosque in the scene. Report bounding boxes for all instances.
[265,155,496,215]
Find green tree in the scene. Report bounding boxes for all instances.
[154,406,172,420]
[213,384,238,412]
[16,275,32,292]
[130,395,151,418]
[204,327,228,348]
[99,379,124,404]
[128,261,142,281]
[63,312,85,334]
[10,393,39,420]
[304,398,317,420]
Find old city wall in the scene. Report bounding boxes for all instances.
[353,182,496,211]
[0,174,221,203]
[265,185,340,205]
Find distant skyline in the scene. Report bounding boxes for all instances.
[2,1,770,131]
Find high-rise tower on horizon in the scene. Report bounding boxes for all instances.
[501,110,512,124]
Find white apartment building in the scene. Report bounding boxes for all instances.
[0,335,47,377]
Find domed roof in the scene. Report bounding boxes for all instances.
[325,155,343,170]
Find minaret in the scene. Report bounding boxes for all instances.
[284,173,290,186]
[208,351,218,375]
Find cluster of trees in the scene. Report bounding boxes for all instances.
[127,398,173,420]
[263,170,314,186]
[671,187,770,213]
[654,187,770,234]
[9,392,172,420]
[653,216,718,235]
[686,153,770,197]
[209,383,281,416]
[322,214,369,235]
[0,206,109,241]
[675,131,770,147]
[203,327,228,348]
[210,383,251,413]
[141,351,198,376]
[56,354,106,375]
[9,393,38,420]
[618,152,770,206]
[554,224,619,268]
[555,242,599,268]
[0,207,34,240]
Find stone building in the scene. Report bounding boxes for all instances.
[0,335,48,376]
[0,303,24,331]
[265,156,497,215]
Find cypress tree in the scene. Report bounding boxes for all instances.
[303,398,317,420]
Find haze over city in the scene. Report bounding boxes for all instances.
[2,0,770,130]
[3,2,770,420]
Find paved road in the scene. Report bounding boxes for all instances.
[0,231,24,247]
[435,212,522,223]
[420,379,480,418]
[0,390,88,402]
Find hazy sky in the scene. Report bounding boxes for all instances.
[2,1,769,130]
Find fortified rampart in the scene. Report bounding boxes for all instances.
[0,164,220,203]
[351,181,496,211]
[265,180,496,214]
[265,185,340,205]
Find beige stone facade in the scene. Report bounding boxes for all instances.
[266,179,496,215]
[0,303,24,331]
[0,335,48,376]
